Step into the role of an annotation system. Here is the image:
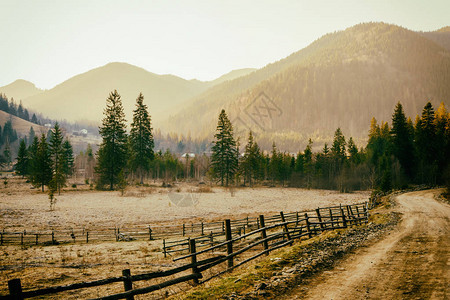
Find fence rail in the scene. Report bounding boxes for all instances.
[0,202,368,247]
[1,202,369,300]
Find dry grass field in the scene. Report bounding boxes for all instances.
[0,177,369,298]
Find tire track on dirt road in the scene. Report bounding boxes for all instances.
[285,190,450,300]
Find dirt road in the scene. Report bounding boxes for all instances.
[287,190,450,299]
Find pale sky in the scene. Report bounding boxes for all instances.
[1,0,449,89]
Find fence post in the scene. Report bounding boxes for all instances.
[296,212,299,227]
[280,211,292,244]
[201,222,204,236]
[346,205,353,225]
[182,224,185,236]
[189,239,200,285]
[329,209,334,229]
[163,239,167,258]
[225,219,233,268]
[0,232,3,245]
[20,233,23,245]
[148,226,152,240]
[364,202,369,223]
[340,207,347,228]
[86,231,89,243]
[8,278,23,300]
[259,215,269,254]
[355,206,361,225]
[316,208,325,231]
[122,269,134,300]
[35,234,39,245]
[209,231,214,251]
[305,213,312,238]
[191,223,194,233]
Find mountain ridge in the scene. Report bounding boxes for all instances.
[163,22,450,150]
[0,63,256,125]
[0,79,43,102]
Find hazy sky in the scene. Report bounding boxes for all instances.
[1,0,449,89]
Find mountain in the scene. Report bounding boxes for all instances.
[0,79,43,102]
[11,64,255,126]
[163,22,450,150]
[18,62,210,124]
[420,26,450,51]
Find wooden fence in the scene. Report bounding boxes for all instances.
[1,202,369,299]
[0,204,362,248]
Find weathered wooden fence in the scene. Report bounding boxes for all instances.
[0,203,365,248]
[1,202,369,299]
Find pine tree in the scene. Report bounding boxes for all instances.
[28,127,35,146]
[16,139,28,177]
[31,113,38,124]
[294,151,304,173]
[331,127,346,160]
[415,102,437,184]
[240,131,261,186]
[30,134,52,192]
[62,140,74,177]
[269,142,281,183]
[303,139,314,188]
[347,137,360,165]
[49,123,65,194]
[96,90,128,190]
[210,109,238,186]
[391,102,415,180]
[129,93,154,184]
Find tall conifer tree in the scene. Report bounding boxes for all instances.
[49,123,65,194]
[62,140,74,177]
[96,90,128,190]
[30,134,52,192]
[210,109,238,186]
[240,131,261,186]
[391,102,415,179]
[16,139,28,177]
[129,93,154,184]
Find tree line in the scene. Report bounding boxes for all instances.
[16,88,448,195]
[209,102,450,193]
[15,123,74,194]
[0,94,40,124]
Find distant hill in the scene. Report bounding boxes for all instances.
[0,79,43,101]
[0,110,47,137]
[163,22,450,150]
[18,62,208,124]
[11,64,255,125]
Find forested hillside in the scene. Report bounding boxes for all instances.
[421,26,450,51]
[164,23,450,151]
